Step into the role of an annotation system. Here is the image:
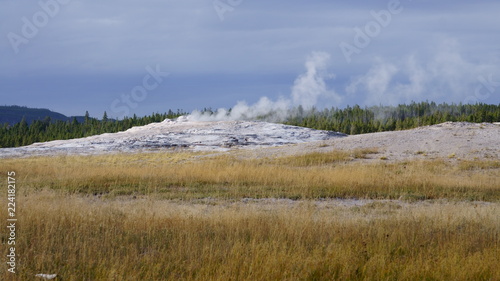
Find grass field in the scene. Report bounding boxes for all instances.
[2,149,500,200]
[1,150,500,280]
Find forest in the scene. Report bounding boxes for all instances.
[0,101,499,148]
[0,109,186,148]
[283,101,500,134]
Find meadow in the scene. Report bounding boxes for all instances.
[1,149,499,280]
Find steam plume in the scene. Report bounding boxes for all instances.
[187,51,338,121]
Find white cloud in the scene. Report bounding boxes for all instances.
[346,39,500,105]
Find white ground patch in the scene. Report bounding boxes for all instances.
[0,120,498,161]
[243,122,500,162]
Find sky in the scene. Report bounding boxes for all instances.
[1,0,499,118]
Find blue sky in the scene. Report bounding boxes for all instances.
[1,0,499,118]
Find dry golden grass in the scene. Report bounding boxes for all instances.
[1,151,499,280]
[1,191,499,280]
[1,150,499,200]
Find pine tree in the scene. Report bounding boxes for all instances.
[84,111,90,124]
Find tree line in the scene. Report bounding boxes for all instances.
[1,102,499,148]
[0,110,186,148]
[283,102,500,135]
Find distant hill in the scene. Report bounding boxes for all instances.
[0,105,85,126]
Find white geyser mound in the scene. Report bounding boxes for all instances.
[0,117,347,158]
